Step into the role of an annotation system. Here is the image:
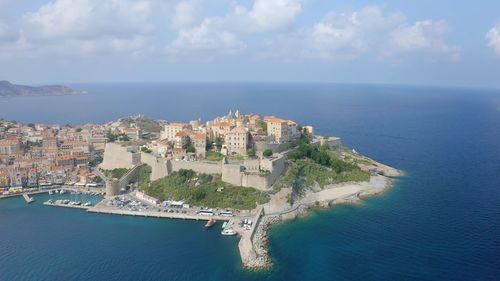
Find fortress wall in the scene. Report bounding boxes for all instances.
[140,153,169,181]
[254,142,280,153]
[221,164,243,186]
[170,160,222,175]
[100,143,135,170]
[242,174,269,191]
[266,156,286,186]
[118,164,143,191]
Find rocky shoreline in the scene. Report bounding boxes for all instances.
[242,162,403,269]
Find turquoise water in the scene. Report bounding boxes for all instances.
[1,83,500,280]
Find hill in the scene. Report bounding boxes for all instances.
[0,80,83,97]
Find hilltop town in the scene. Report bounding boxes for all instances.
[0,110,319,194]
[0,111,402,268]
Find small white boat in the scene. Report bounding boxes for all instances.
[221,229,237,236]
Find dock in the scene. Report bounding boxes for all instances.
[43,202,90,210]
[22,193,35,203]
[87,207,231,221]
[238,206,267,267]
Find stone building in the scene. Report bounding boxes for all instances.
[192,133,207,158]
[265,117,289,143]
[0,139,21,155]
[224,127,248,155]
[174,131,189,149]
[161,123,191,141]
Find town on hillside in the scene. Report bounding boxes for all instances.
[0,111,343,195]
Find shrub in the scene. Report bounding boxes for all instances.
[263,149,273,157]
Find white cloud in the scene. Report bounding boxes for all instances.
[24,0,153,39]
[391,20,460,58]
[266,6,459,61]
[231,0,302,32]
[486,23,500,56]
[14,0,155,57]
[303,7,404,59]
[170,1,201,30]
[166,18,246,57]
[166,0,301,57]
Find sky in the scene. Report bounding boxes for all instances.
[0,0,500,87]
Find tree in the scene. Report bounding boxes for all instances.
[141,146,152,153]
[186,145,196,153]
[118,134,130,141]
[247,148,256,157]
[263,149,273,157]
[259,120,268,134]
[106,130,117,142]
[215,137,224,150]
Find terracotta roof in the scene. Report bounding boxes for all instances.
[56,155,73,161]
[0,139,20,146]
[175,131,188,137]
[193,133,206,140]
[265,116,287,123]
[168,122,191,127]
[229,127,247,134]
[215,121,232,127]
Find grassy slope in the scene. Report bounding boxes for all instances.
[141,169,269,210]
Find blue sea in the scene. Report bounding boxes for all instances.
[1,83,500,280]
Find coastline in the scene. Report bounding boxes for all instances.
[240,157,403,269]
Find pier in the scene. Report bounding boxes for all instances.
[238,206,267,268]
[22,193,34,203]
[87,206,232,222]
[43,202,90,210]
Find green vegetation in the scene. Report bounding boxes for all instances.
[106,130,130,142]
[141,146,152,153]
[119,116,162,134]
[185,144,196,153]
[276,134,311,152]
[142,169,269,210]
[215,137,224,150]
[247,148,256,157]
[102,168,129,179]
[263,149,273,157]
[106,130,117,142]
[258,120,267,134]
[119,134,130,141]
[89,154,103,167]
[136,165,152,189]
[205,151,224,161]
[228,155,245,160]
[289,143,357,172]
[274,143,370,197]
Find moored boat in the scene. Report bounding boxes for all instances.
[221,228,237,236]
[205,218,216,228]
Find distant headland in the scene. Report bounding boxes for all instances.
[0,80,83,97]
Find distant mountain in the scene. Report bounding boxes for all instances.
[0,80,83,97]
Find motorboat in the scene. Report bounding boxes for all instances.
[205,218,216,228]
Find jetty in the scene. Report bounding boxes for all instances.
[87,205,232,222]
[43,201,90,210]
[22,193,34,203]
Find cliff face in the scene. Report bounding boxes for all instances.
[0,80,82,96]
